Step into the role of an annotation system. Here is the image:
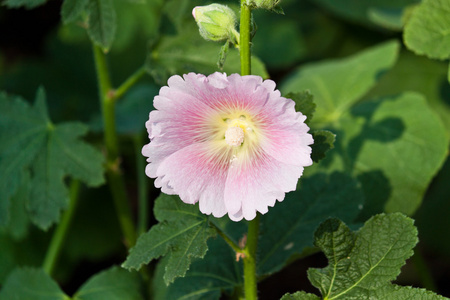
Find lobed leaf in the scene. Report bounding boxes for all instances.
[404,0,450,60]
[153,237,242,300]
[308,213,418,299]
[0,89,105,230]
[122,194,216,284]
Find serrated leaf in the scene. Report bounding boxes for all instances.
[2,0,47,9]
[281,40,399,125]
[369,285,449,299]
[285,91,316,125]
[61,0,89,24]
[308,213,418,299]
[311,130,335,163]
[73,266,143,300]
[153,237,242,300]
[0,89,105,230]
[123,194,216,284]
[0,268,68,300]
[281,291,321,300]
[257,172,364,276]
[87,0,116,51]
[404,0,450,60]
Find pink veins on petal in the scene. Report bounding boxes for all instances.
[142,72,314,221]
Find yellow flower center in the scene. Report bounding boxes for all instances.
[225,126,244,146]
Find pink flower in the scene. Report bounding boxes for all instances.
[142,72,313,221]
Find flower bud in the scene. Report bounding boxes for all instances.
[192,4,237,42]
[248,0,282,11]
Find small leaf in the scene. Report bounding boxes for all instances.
[218,41,230,70]
[0,268,68,300]
[123,194,216,284]
[404,0,450,60]
[153,237,242,300]
[73,266,143,300]
[308,213,418,299]
[285,91,316,125]
[87,0,117,51]
[311,130,335,163]
[281,291,320,300]
[0,89,105,230]
[61,0,89,24]
[2,0,47,9]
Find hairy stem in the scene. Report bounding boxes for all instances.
[244,215,260,300]
[240,1,251,76]
[93,44,136,247]
[43,180,80,275]
[135,133,149,235]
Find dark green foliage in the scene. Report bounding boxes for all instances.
[0,89,105,230]
[123,194,216,284]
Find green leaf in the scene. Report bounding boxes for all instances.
[285,91,316,125]
[73,266,143,300]
[308,213,418,299]
[147,23,268,85]
[2,0,47,9]
[310,0,418,29]
[122,194,216,284]
[153,237,242,300]
[0,89,105,230]
[365,50,450,135]
[404,0,450,60]
[281,291,321,300]
[61,0,89,24]
[87,0,117,51]
[311,130,335,163]
[0,268,68,300]
[257,172,364,276]
[281,40,400,125]
[281,42,448,217]
[368,285,449,299]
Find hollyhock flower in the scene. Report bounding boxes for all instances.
[142,72,313,221]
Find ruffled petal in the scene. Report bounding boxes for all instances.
[224,151,303,221]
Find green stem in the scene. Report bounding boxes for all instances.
[210,221,242,254]
[240,1,251,76]
[93,44,136,247]
[43,180,80,275]
[114,66,146,101]
[135,133,149,236]
[243,215,260,300]
[239,1,258,299]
